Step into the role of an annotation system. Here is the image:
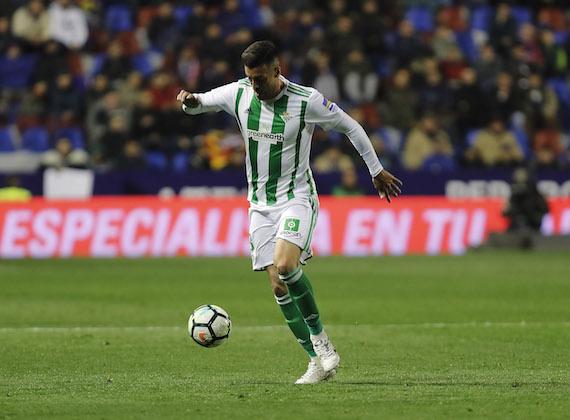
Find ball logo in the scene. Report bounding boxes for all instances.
[198,331,208,343]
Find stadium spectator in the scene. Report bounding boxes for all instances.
[86,91,128,150]
[99,40,132,83]
[0,43,36,90]
[402,113,453,170]
[99,114,129,166]
[304,51,340,103]
[357,0,386,60]
[486,72,522,123]
[0,175,31,201]
[540,29,568,78]
[518,23,543,68]
[147,1,178,52]
[533,125,566,167]
[41,136,88,169]
[328,16,361,65]
[177,46,201,92]
[453,67,486,140]
[418,57,451,116]
[522,72,558,131]
[332,167,364,196]
[503,167,548,232]
[431,25,459,62]
[489,2,517,56]
[11,0,50,51]
[465,117,524,167]
[506,43,532,83]
[313,145,355,174]
[474,44,503,91]
[379,68,418,131]
[183,2,208,42]
[392,19,425,67]
[115,139,146,169]
[49,72,83,119]
[32,40,69,86]
[440,45,468,81]
[17,80,49,125]
[0,16,15,55]
[86,74,111,108]
[48,0,88,50]
[116,71,144,109]
[339,49,378,104]
[202,23,226,63]
[130,90,159,140]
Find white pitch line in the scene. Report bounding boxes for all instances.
[0,321,570,333]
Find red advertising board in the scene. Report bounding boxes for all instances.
[1,197,569,258]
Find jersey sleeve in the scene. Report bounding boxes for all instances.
[182,82,238,116]
[305,90,384,177]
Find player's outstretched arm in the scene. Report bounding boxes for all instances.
[305,90,403,203]
[372,169,402,203]
[176,82,238,115]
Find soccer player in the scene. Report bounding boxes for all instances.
[177,41,402,384]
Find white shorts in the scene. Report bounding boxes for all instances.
[249,196,319,271]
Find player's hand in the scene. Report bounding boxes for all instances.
[372,169,402,203]
[176,90,200,108]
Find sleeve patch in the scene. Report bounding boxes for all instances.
[321,97,335,111]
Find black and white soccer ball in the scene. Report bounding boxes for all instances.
[188,304,231,347]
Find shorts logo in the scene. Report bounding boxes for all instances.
[284,218,300,232]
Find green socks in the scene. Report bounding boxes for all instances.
[275,293,316,357]
[279,267,324,336]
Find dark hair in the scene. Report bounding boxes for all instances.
[241,40,277,68]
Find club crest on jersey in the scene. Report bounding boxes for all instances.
[280,111,292,122]
[322,97,335,111]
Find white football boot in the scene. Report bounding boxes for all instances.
[295,358,336,385]
[310,332,340,372]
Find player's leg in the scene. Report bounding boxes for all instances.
[274,239,323,336]
[249,207,325,382]
[274,202,340,373]
[265,264,316,358]
[267,259,333,384]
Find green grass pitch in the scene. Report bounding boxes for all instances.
[1,252,569,419]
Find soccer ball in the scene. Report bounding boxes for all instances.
[188,304,231,347]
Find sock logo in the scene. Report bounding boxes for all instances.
[284,218,300,232]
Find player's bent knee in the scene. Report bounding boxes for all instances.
[276,261,298,277]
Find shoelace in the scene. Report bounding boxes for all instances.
[315,340,334,357]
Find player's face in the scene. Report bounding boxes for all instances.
[244,63,280,100]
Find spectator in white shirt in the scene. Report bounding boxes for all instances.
[49,0,88,50]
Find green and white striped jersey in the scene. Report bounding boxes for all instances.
[183,76,383,208]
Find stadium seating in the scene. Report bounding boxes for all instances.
[146,151,168,170]
[0,128,16,152]
[172,152,189,172]
[105,5,134,32]
[511,6,532,27]
[21,127,50,152]
[173,6,193,28]
[405,7,434,32]
[470,6,493,31]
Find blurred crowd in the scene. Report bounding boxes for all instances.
[0,0,569,183]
